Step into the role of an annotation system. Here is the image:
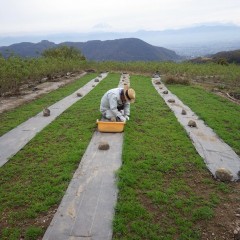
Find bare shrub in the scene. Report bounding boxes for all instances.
[164,74,190,85]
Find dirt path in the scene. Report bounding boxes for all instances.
[0,72,86,114]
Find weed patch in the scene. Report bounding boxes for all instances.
[164,74,190,85]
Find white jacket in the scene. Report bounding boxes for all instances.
[100,88,130,118]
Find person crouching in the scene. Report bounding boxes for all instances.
[100,85,136,122]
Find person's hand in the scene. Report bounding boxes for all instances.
[124,115,130,121]
[119,116,126,122]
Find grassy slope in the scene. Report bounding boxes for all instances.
[113,75,237,240]
[167,84,240,156]
[0,73,98,137]
[0,73,120,240]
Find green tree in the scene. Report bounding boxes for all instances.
[216,57,229,66]
[42,46,85,60]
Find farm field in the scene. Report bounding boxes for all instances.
[113,75,240,240]
[0,70,240,239]
[0,73,98,136]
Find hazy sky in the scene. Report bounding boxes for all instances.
[0,0,240,36]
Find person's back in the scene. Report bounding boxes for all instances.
[100,88,122,114]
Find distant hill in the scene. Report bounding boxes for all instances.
[211,49,240,64]
[0,38,181,62]
[0,40,56,58]
[188,49,240,64]
[61,38,181,61]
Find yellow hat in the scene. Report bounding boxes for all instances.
[124,87,136,103]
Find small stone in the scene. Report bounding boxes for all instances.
[77,92,83,97]
[181,109,187,115]
[154,80,161,85]
[40,77,48,83]
[159,86,163,89]
[92,85,95,87]
[215,168,233,182]
[43,108,50,117]
[94,78,99,82]
[163,90,168,94]
[98,141,110,150]
[167,99,175,103]
[32,87,39,91]
[236,214,240,217]
[188,120,197,127]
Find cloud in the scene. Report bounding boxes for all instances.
[0,0,240,35]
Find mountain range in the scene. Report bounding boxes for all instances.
[0,38,181,62]
[1,24,240,57]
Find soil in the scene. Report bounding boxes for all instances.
[191,80,240,105]
[0,72,86,114]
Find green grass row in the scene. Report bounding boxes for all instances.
[0,73,120,240]
[166,84,240,156]
[112,75,237,239]
[0,73,98,137]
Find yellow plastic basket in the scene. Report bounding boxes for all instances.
[96,119,126,133]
